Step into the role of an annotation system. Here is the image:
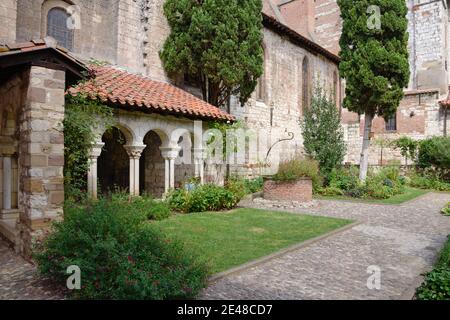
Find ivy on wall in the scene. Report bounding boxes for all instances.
[63,94,114,200]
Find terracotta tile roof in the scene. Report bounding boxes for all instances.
[68,66,235,121]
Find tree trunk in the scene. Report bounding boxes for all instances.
[359,113,374,181]
[444,106,448,137]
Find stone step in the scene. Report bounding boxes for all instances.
[0,219,19,246]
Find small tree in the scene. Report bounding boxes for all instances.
[161,0,264,108]
[392,136,418,166]
[338,0,410,181]
[301,85,346,178]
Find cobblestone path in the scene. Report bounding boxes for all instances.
[200,193,450,300]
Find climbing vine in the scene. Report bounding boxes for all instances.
[63,93,114,200]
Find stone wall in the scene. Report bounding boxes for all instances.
[343,90,449,165]
[229,27,340,177]
[17,66,66,257]
[0,0,17,43]
[314,0,341,55]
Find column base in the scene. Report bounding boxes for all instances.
[0,208,20,220]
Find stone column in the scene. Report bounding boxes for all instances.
[124,145,145,196]
[2,155,12,211]
[193,148,205,185]
[87,143,104,200]
[160,147,181,194]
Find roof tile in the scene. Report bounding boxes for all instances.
[68,66,235,122]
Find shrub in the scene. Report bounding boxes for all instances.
[132,196,171,221]
[409,170,450,191]
[417,137,450,170]
[168,183,244,213]
[301,85,346,177]
[417,236,450,300]
[244,177,264,194]
[442,203,450,217]
[328,166,360,191]
[365,167,405,199]
[34,198,208,300]
[272,158,323,191]
[318,186,345,196]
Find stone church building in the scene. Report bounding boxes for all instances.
[0,0,449,255]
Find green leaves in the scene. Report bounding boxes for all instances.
[338,0,410,118]
[161,0,264,107]
[301,85,346,178]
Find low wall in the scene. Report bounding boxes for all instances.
[263,178,313,202]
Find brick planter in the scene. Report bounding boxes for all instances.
[263,177,313,202]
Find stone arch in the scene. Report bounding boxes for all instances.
[41,0,77,50]
[97,127,130,194]
[140,130,165,198]
[113,122,135,145]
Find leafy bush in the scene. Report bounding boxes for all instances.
[417,236,450,300]
[272,158,323,191]
[168,183,244,213]
[318,186,345,196]
[301,85,346,177]
[391,136,419,166]
[409,170,450,191]
[442,203,450,217]
[34,197,208,300]
[244,177,264,194]
[130,195,172,221]
[324,166,405,199]
[417,137,450,171]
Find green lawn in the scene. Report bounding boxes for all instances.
[315,187,428,205]
[150,208,352,274]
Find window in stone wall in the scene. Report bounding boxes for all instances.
[302,56,310,110]
[333,71,339,105]
[256,51,266,103]
[385,113,397,132]
[47,7,73,50]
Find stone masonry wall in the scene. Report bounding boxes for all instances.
[18,66,65,257]
[0,0,17,43]
[229,27,340,177]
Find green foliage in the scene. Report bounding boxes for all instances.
[272,158,323,191]
[168,183,245,213]
[301,85,346,177]
[338,0,410,119]
[442,203,450,217]
[127,195,172,221]
[34,197,208,300]
[391,136,419,165]
[325,166,405,199]
[160,0,264,107]
[244,177,264,194]
[417,236,450,300]
[417,137,450,172]
[64,94,114,199]
[409,170,450,192]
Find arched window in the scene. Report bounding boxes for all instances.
[47,7,73,50]
[256,48,266,103]
[302,56,310,109]
[333,71,339,105]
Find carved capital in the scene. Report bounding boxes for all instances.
[124,145,146,159]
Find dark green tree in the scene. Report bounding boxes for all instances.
[338,0,410,180]
[301,85,346,178]
[160,0,264,107]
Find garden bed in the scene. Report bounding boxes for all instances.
[315,187,429,205]
[150,208,352,274]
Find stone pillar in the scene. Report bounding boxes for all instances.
[2,155,12,211]
[193,148,205,185]
[124,145,145,196]
[19,66,66,257]
[87,142,104,200]
[160,147,180,194]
